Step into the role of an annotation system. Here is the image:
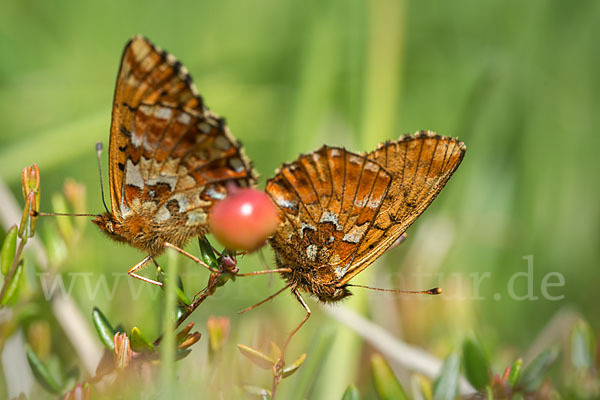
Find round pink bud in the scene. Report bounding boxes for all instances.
[209,187,280,251]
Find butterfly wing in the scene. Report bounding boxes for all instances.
[267,131,465,287]
[336,131,466,285]
[108,36,256,226]
[267,146,393,283]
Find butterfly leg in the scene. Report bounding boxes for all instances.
[128,255,164,286]
[271,290,311,398]
[164,242,219,273]
[237,285,290,314]
[281,289,311,354]
[236,267,292,277]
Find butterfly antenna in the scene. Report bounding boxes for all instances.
[96,142,110,213]
[32,211,99,217]
[238,284,289,314]
[346,284,442,295]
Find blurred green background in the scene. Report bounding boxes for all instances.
[1,0,599,398]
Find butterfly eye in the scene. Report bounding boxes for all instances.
[334,287,350,300]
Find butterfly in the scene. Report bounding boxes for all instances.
[92,36,256,285]
[263,131,465,340]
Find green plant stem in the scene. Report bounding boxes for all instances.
[0,237,27,305]
[159,248,179,399]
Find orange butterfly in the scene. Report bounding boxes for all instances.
[264,131,465,343]
[92,36,256,285]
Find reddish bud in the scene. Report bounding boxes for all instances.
[113,332,132,369]
[502,366,511,381]
[207,316,230,354]
[21,164,40,201]
[209,187,280,251]
[19,164,41,239]
[19,191,37,239]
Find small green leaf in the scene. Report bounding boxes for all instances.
[282,353,306,378]
[508,358,523,388]
[238,344,275,369]
[217,270,236,286]
[131,327,154,352]
[157,269,191,306]
[371,353,408,400]
[177,323,194,344]
[519,346,559,391]
[462,337,490,390]
[1,259,24,305]
[26,346,62,394]
[570,320,596,369]
[92,307,116,351]
[1,225,18,276]
[175,348,193,360]
[342,384,361,400]
[198,237,219,269]
[178,332,201,350]
[176,306,186,321]
[433,352,460,400]
[175,285,191,306]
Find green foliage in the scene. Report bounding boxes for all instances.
[92,307,117,351]
[26,346,63,395]
[370,354,408,400]
[519,346,560,392]
[462,337,490,390]
[198,237,219,269]
[433,352,460,400]
[341,384,361,400]
[508,358,523,388]
[0,259,24,305]
[0,225,18,276]
[239,344,277,370]
[130,327,154,353]
[570,320,596,369]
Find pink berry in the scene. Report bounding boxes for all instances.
[209,187,280,251]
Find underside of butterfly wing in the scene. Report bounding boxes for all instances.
[337,131,466,285]
[267,131,466,301]
[97,36,256,255]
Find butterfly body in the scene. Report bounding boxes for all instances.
[272,225,352,302]
[93,36,256,282]
[93,209,204,256]
[267,131,465,302]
